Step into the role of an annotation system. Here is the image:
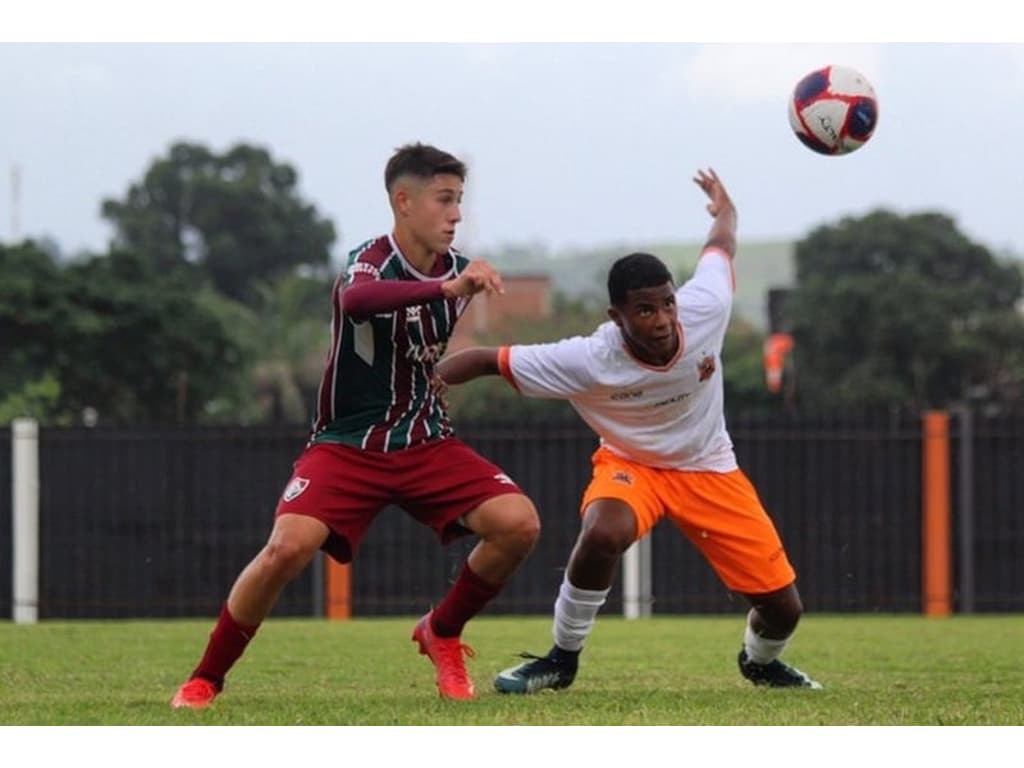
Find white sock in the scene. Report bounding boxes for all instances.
[552,576,609,652]
[743,615,790,664]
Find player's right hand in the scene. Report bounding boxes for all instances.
[442,260,505,298]
[428,372,449,410]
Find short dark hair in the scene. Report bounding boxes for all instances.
[385,143,466,192]
[607,252,673,306]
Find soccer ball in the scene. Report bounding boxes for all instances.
[788,65,878,155]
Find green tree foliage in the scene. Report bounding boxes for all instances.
[101,141,336,304]
[0,373,61,424]
[1,242,244,425]
[247,274,334,424]
[0,242,66,406]
[786,211,1024,410]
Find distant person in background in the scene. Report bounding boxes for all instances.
[171,143,540,708]
[435,168,821,694]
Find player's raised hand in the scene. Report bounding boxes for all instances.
[442,259,505,298]
[693,168,733,218]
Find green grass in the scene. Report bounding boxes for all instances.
[0,615,1021,725]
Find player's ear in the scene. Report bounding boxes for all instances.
[607,306,623,328]
[391,181,415,217]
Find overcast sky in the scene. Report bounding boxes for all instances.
[4,10,1023,265]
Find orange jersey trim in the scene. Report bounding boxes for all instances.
[497,346,519,392]
[701,247,736,293]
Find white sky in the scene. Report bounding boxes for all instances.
[3,5,1023,265]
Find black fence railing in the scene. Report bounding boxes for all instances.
[971,413,1024,611]
[1,411,1021,619]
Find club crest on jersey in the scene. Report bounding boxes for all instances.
[612,471,634,485]
[697,354,716,382]
[282,477,310,502]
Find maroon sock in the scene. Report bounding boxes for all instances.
[191,603,260,688]
[430,562,502,638]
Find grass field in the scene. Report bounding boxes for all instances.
[1,614,1021,727]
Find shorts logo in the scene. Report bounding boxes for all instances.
[282,477,310,502]
[493,472,516,485]
[612,471,634,485]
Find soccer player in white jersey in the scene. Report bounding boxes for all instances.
[435,168,822,692]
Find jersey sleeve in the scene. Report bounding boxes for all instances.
[678,247,734,315]
[500,337,595,399]
[340,246,444,319]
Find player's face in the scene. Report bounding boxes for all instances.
[609,282,679,365]
[405,173,464,254]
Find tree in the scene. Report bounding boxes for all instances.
[1,242,246,425]
[59,250,247,424]
[786,210,1024,410]
[101,141,336,304]
[247,273,334,424]
[0,241,70,422]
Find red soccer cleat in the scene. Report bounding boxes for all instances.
[412,611,477,700]
[170,676,221,709]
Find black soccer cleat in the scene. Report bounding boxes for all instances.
[738,649,823,689]
[494,646,579,694]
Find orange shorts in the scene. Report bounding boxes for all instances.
[581,447,796,595]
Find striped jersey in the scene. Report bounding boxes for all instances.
[311,234,471,452]
[499,248,738,471]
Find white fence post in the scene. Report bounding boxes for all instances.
[622,534,652,619]
[12,418,39,624]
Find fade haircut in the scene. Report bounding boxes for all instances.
[385,143,466,192]
[607,252,673,307]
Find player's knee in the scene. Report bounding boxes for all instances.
[758,586,803,635]
[579,521,633,559]
[497,499,544,552]
[261,538,316,580]
[504,502,541,552]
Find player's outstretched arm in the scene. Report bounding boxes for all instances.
[435,347,501,385]
[693,168,737,259]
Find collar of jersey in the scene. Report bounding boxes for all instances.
[620,320,685,372]
[387,233,456,281]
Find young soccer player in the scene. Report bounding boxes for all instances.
[171,143,540,708]
[435,168,821,693]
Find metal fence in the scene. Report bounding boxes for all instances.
[2,411,1022,619]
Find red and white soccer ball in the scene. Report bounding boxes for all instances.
[788,65,879,155]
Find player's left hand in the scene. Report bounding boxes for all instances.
[693,168,732,218]
[442,259,505,299]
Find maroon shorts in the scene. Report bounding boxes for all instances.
[275,437,524,563]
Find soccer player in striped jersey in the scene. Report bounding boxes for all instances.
[171,143,540,708]
[436,168,822,693]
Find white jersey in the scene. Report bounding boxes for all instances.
[500,248,737,471]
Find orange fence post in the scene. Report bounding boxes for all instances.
[922,411,952,616]
[325,559,352,620]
